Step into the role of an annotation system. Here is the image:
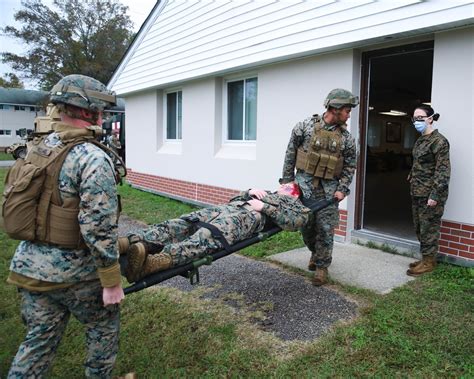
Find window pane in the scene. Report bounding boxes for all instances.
[367,122,381,148]
[227,80,243,140]
[403,123,417,149]
[245,78,257,140]
[166,92,177,139]
[177,91,182,139]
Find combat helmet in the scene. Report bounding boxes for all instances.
[50,74,116,112]
[324,88,359,109]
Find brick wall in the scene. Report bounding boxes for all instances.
[439,220,474,261]
[335,209,347,238]
[127,170,239,205]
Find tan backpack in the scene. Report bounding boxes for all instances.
[1,128,123,248]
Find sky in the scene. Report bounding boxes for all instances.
[0,0,157,89]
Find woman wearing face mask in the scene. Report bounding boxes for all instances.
[407,105,450,276]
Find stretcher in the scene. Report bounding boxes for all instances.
[121,198,334,295]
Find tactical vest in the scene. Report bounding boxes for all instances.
[295,116,344,181]
[1,123,121,249]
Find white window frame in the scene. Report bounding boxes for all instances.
[223,76,258,144]
[163,89,182,142]
[0,129,12,136]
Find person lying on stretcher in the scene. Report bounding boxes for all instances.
[119,183,311,283]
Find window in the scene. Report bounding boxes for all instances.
[227,77,257,141]
[166,91,182,140]
[0,129,12,135]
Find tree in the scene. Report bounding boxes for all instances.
[0,73,24,88]
[1,0,134,90]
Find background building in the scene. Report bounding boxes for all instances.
[0,88,126,155]
[109,0,474,267]
[0,88,47,149]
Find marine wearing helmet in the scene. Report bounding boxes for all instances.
[281,87,359,287]
[323,88,359,109]
[50,74,116,124]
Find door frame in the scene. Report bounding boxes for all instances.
[354,41,435,230]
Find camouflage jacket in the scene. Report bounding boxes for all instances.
[231,190,312,231]
[281,114,357,199]
[8,129,120,289]
[409,129,450,203]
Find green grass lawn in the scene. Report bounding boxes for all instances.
[1,168,473,378]
[0,152,14,161]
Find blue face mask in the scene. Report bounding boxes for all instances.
[413,121,427,133]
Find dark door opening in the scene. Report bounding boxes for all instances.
[358,42,434,240]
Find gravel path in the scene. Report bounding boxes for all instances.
[119,216,358,341]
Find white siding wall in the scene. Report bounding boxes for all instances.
[124,90,162,171]
[123,27,474,233]
[111,0,474,95]
[124,50,357,201]
[432,27,474,224]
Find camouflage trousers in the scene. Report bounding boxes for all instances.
[412,196,444,257]
[301,188,339,268]
[141,205,263,266]
[8,280,120,379]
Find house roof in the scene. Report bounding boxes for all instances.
[0,87,48,106]
[0,87,125,112]
[109,0,474,96]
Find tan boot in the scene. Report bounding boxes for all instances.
[407,256,437,276]
[141,253,173,277]
[114,373,137,379]
[118,235,143,255]
[118,237,130,255]
[312,267,328,286]
[133,240,164,255]
[125,243,147,283]
[308,258,316,271]
[409,260,422,268]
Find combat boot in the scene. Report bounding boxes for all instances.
[114,373,137,379]
[312,267,328,286]
[406,256,437,276]
[118,235,143,255]
[141,253,173,277]
[125,243,147,283]
[308,259,316,271]
[408,259,422,268]
[132,241,164,255]
[118,237,130,255]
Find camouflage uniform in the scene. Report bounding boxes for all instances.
[107,133,122,156]
[133,190,311,266]
[7,132,120,379]
[409,129,450,257]
[281,116,356,268]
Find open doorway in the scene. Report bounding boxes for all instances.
[358,42,434,240]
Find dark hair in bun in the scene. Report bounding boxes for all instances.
[415,104,440,121]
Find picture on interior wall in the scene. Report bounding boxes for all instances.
[386,122,401,143]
